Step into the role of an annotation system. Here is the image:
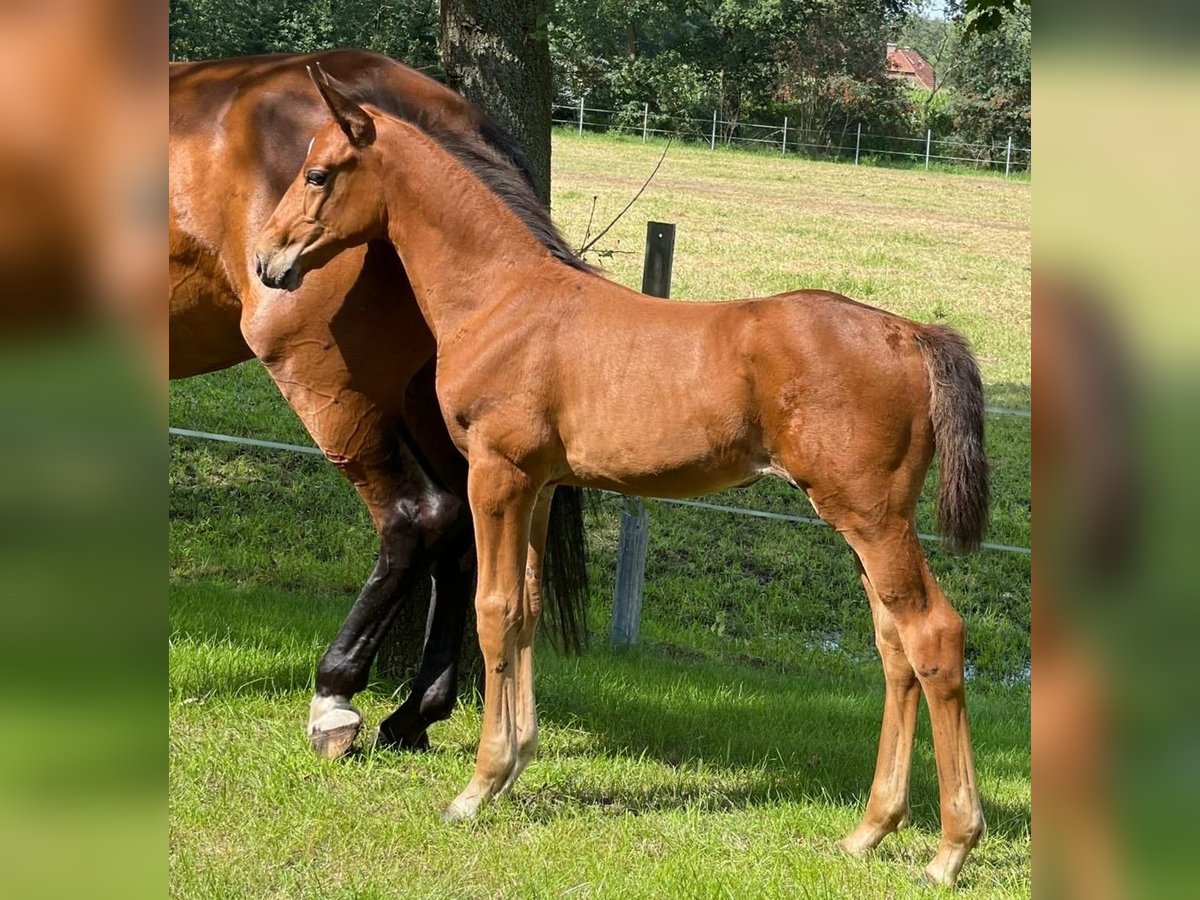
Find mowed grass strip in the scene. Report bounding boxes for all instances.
[170,134,1030,896]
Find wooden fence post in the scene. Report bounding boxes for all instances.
[643,102,649,143]
[925,128,932,170]
[611,222,675,648]
[578,96,585,137]
[781,116,788,154]
[611,496,649,648]
[710,111,717,150]
[855,122,862,165]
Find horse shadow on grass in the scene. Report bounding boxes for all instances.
[495,642,1030,843]
[169,580,1030,844]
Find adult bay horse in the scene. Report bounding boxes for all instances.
[169,50,590,759]
[254,70,992,886]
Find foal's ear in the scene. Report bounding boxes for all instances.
[307,63,376,148]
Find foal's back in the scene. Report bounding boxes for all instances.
[524,279,933,496]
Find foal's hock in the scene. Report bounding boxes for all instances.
[254,65,990,887]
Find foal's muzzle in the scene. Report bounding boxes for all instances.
[253,248,302,292]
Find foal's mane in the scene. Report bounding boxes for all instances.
[342,80,597,275]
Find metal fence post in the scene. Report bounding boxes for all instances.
[578,96,585,137]
[855,122,862,165]
[710,110,717,150]
[642,102,649,143]
[1005,135,1013,178]
[781,116,788,154]
[612,221,676,648]
[925,129,932,170]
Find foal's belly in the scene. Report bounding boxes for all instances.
[557,398,769,499]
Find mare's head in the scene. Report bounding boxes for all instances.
[254,65,386,291]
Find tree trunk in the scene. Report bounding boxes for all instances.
[377,1,551,689]
[439,0,554,204]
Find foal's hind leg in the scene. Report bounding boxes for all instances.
[840,553,920,856]
[847,523,985,886]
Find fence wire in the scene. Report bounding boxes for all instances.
[169,418,1031,557]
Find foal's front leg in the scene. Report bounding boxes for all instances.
[497,486,554,796]
[443,455,537,822]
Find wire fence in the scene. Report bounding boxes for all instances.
[552,100,1031,177]
[168,412,1030,557]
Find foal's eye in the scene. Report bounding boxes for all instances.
[305,170,328,187]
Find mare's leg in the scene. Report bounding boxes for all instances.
[497,486,554,795]
[846,522,985,886]
[443,455,536,822]
[376,533,474,751]
[240,253,462,758]
[308,451,465,759]
[840,553,920,855]
[376,358,475,750]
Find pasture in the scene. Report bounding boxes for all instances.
[169,131,1030,897]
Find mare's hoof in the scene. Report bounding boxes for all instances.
[375,721,431,753]
[308,707,362,760]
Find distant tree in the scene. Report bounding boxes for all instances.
[898,4,963,128]
[550,0,916,147]
[948,3,1030,151]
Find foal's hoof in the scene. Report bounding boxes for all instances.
[441,800,476,823]
[308,707,362,760]
[921,864,958,889]
[442,791,484,823]
[838,832,875,859]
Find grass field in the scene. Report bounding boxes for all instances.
[169,131,1030,897]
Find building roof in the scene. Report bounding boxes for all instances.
[886,44,936,91]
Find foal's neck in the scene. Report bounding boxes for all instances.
[380,123,561,342]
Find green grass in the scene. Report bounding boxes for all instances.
[170,133,1030,896]
[171,584,1029,899]
[563,126,1032,183]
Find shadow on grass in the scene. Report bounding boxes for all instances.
[170,578,1030,842]
[519,644,1030,841]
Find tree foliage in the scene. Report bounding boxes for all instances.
[168,0,439,69]
[550,1,912,145]
[169,0,1030,160]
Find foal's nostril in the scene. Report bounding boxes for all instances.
[254,254,265,280]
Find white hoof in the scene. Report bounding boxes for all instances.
[307,695,362,760]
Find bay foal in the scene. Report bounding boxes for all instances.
[255,69,990,885]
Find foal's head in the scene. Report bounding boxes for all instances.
[254,65,386,292]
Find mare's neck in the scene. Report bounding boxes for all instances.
[380,124,555,342]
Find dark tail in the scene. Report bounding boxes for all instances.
[914,326,990,553]
[540,486,590,653]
